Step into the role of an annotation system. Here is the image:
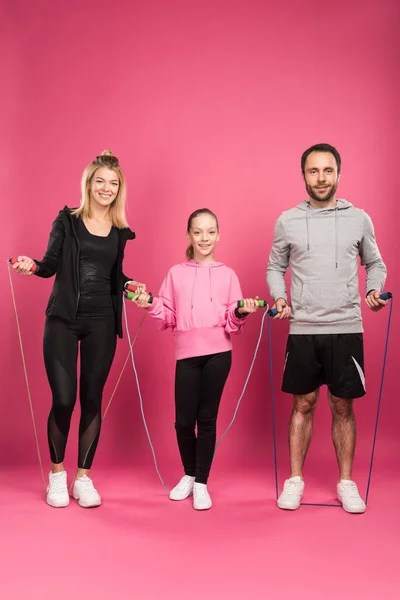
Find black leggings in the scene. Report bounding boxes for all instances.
[43,316,117,469]
[174,351,232,484]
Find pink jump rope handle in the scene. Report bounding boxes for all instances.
[9,257,37,273]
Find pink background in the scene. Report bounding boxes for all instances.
[1,0,398,495]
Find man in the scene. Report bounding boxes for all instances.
[266,143,387,513]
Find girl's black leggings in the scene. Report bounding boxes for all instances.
[174,351,232,484]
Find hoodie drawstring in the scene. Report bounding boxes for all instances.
[191,263,198,309]
[190,263,214,308]
[305,203,339,268]
[335,207,338,269]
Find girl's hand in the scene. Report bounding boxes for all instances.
[13,256,35,276]
[238,296,261,314]
[132,290,152,309]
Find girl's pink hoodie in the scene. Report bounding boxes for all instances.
[146,260,248,360]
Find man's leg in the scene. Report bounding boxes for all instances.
[328,392,355,481]
[327,334,366,513]
[330,392,365,513]
[278,335,323,510]
[289,390,319,479]
[277,390,319,510]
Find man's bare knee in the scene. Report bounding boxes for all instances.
[329,393,354,418]
[293,390,319,415]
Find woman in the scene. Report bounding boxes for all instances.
[133,208,260,510]
[13,150,145,508]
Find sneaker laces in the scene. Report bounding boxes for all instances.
[341,481,360,499]
[284,480,302,496]
[48,472,67,493]
[194,485,209,499]
[76,475,98,494]
[177,476,193,490]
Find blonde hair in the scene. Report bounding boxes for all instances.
[72,150,129,228]
[186,208,219,260]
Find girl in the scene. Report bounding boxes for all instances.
[13,150,146,508]
[133,208,259,510]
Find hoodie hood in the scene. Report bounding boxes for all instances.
[184,260,225,268]
[296,199,353,268]
[295,199,354,212]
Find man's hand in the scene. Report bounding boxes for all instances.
[272,298,291,319]
[365,290,387,312]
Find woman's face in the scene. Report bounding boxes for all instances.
[90,167,120,209]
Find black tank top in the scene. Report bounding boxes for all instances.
[75,218,119,319]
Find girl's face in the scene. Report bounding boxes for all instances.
[89,167,120,210]
[187,213,219,261]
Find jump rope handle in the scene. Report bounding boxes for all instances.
[380,292,392,301]
[8,257,37,273]
[125,283,153,304]
[267,292,392,318]
[237,299,268,309]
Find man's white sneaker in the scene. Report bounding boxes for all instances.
[46,471,70,508]
[337,480,366,514]
[169,475,195,501]
[73,475,101,508]
[193,482,212,510]
[277,476,305,510]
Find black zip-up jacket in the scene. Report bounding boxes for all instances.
[34,206,135,338]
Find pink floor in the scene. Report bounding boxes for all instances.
[1,460,398,600]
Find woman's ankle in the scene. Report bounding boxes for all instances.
[51,463,65,474]
[76,468,90,480]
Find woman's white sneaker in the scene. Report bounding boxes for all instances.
[337,480,366,513]
[193,482,212,510]
[46,471,70,508]
[277,476,305,510]
[169,475,195,500]
[73,475,101,508]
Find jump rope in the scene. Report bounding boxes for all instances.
[8,257,393,506]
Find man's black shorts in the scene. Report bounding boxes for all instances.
[282,333,366,399]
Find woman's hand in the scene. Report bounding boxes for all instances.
[127,280,147,293]
[12,256,35,276]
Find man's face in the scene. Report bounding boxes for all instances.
[303,151,340,203]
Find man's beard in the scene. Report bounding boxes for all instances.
[306,181,338,203]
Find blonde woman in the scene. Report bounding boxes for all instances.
[13,150,145,508]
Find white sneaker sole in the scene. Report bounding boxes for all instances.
[337,496,366,514]
[169,490,193,501]
[72,492,101,508]
[193,502,212,511]
[46,496,70,508]
[277,499,301,510]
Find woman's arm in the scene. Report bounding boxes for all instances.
[13,213,65,278]
[34,213,66,278]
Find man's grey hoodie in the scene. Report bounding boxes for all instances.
[266,199,387,334]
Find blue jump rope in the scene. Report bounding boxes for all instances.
[124,290,393,505]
